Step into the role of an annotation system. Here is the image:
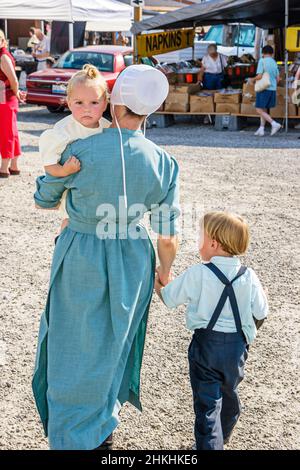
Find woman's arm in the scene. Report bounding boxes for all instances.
[250,73,263,83]
[156,235,179,286]
[34,173,71,210]
[0,55,26,102]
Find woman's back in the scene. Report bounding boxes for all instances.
[59,127,179,235]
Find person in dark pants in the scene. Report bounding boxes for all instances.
[155,211,269,450]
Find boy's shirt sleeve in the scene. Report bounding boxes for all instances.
[161,265,201,309]
[250,269,269,320]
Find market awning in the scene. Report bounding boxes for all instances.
[131,0,300,34]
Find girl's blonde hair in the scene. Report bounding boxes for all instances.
[202,211,250,256]
[0,29,8,48]
[67,64,108,100]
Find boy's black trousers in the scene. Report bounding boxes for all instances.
[188,328,248,450]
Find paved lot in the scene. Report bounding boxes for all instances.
[0,105,300,449]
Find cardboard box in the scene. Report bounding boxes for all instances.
[190,94,215,113]
[270,104,297,118]
[214,90,242,104]
[277,87,286,97]
[169,84,190,94]
[242,93,256,104]
[242,82,255,96]
[240,103,257,115]
[216,103,241,114]
[165,92,190,112]
[242,82,255,103]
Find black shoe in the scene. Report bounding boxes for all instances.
[94,433,113,450]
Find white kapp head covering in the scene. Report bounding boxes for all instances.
[110,65,169,208]
[111,64,169,115]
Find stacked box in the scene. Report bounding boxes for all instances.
[164,84,190,112]
[270,104,297,118]
[214,90,241,114]
[242,82,256,104]
[190,92,215,113]
[214,91,242,104]
[216,103,241,114]
[240,102,257,115]
[165,94,189,112]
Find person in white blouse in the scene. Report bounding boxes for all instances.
[39,64,110,232]
[32,29,51,71]
[197,44,228,90]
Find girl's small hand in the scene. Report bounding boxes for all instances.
[63,156,81,175]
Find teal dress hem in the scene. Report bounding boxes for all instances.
[32,226,156,442]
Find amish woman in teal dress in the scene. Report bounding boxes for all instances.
[32,65,180,450]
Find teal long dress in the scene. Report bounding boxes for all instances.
[33,127,180,450]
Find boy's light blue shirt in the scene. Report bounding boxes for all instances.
[257,57,279,91]
[161,256,269,344]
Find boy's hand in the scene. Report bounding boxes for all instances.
[155,274,163,291]
[154,274,164,301]
[156,266,173,287]
[62,156,81,175]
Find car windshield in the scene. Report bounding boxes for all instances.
[204,25,223,45]
[55,51,114,72]
[234,26,256,47]
[204,24,255,47]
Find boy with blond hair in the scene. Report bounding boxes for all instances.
[155,211,269,450]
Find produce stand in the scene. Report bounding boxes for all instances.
[131,0,300,132]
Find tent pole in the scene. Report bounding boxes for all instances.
[192,22,196,60]
[285,0,289,133]
[69,22,74,50]
[4,19,8,38]
[133,7,142,64]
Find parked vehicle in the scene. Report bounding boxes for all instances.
[204,23,257,57]
[26,45,133,113]
[154,24,258,64]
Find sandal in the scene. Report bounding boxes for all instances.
[0,172,10,178]
[9,169,21,175]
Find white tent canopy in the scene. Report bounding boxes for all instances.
[0,0,132,31]
[74,0,132,31]
[0,0,73,21]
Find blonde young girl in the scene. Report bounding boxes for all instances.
[39,64,110,230]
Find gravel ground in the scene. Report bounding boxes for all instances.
[0,104,300,450]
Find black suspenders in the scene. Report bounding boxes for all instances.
[204,263,247,333]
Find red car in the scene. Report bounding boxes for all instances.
[26,45,133,113]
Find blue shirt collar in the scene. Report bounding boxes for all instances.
[207,256,241,266]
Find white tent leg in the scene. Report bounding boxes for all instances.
[4,19,8,38]
[69,22,74,50]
